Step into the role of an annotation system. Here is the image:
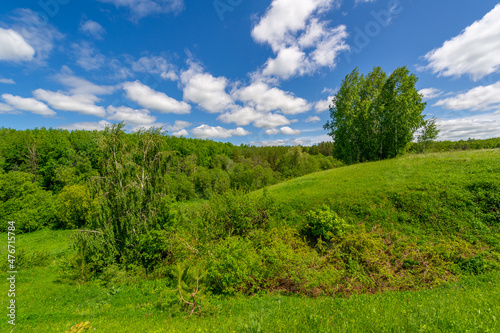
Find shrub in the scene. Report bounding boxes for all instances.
[303,205,350,241]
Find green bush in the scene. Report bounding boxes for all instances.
[0,171,58,232]
[303,205,350,241]
[200,191,273,239]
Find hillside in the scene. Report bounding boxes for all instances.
[250,149,500,242]
[1,149,499,332]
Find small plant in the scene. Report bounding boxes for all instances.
[303,205,350,241]
[65,321,92,333]
[173,263,206,316]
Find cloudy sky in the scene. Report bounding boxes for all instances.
[1,0,499,145]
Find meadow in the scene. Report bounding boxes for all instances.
[1,149,499,332]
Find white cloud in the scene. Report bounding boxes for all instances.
[424,4,500,81]
[252,134,332,147]
[180,63,234,113]
[60,120,111,131]
[172,129,188,137]
[106,105,156,125]
[122,80,191,114]
[434,81,500,112]
[191,125,251,139]
[306,115,321,122]
[6,9,63,64]
[265,128,280,135]
[262,46,307,79]
[252,0,334,51]
[217,107,263,126]
[79,20,106,40]
[253,113,293,128]
[98,0,184,20]
[315,95,334,112]
[72,42,106,71]
[2,94,55,116]
[55,67,116,95]
[33,89,105,117]
[132,56,178,80]
[0,78,15,84]
[436,113,500,141]
[0,28,35,61]
[0,103,14,113]
[252,0,348,79]
[166,120,192,132]
[419,88,443,100]
[280,126,302,135]
[234,81,310,114]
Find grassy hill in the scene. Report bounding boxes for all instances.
[251,149,499,242]
[1,149,499,332]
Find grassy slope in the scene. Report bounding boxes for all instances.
[1,149,499,332]
[252,149,500,242]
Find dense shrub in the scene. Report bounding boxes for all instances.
[303,205,350,241]
[0,171,58,232]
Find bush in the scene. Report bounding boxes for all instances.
[0,171,58,232]
[200,191,273,239]
[303,205,350,241]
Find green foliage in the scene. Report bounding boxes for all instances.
[0,171,58,232]
[200,190,274,239]
[417,117,440,153]
[303,205,350,241]
[56,184,94,229]
[324,66,426,164]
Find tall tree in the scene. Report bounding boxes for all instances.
[324,66,426,164]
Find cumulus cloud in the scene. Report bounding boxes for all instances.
[252,0,348,79]
[423,4,500,81]
[98,0,184,20]
[306,115,321,122]
[180,62,235,113]
[314,95,334,112]
[0,78,15,84]
[60,120,111,131]
[191,124,251,139]
[0,103,14,113]
[172,129,188,137]
[280,126,302,135]
[79,20,106,40]
[234,81,310,114]
[434,81,500,112]
[2,94,55,116]
[0,28,35,61]
[123,80,191,114]
[106,105,156,125]
[132,56,178,80]
[33,89,106,117]
[265,128,280,135]
[419,88,443,100]
[253,113,293,128]
[5,9,64,64]
[217,107,263,126]
[436,113,500,141]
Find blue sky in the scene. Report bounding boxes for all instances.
[1,0,500,146]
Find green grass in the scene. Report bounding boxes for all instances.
[251,150,500,241]
[1,149,499,332]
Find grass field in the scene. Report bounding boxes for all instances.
[1,149,499,332]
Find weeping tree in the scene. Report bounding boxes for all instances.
[74,123,171,277]
[324,66,427,164]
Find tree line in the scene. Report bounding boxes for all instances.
[0,125,339,232]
